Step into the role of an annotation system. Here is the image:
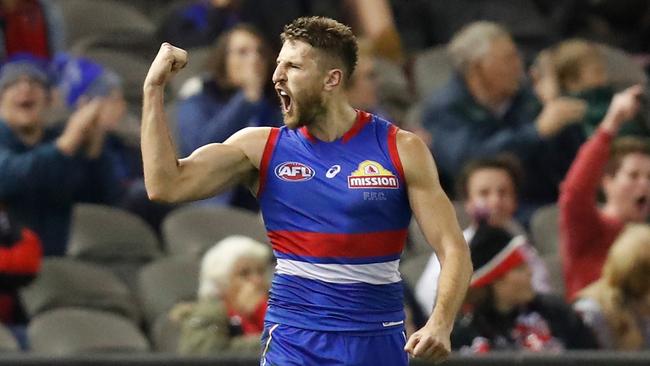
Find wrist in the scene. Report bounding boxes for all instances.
[600,112,621,134]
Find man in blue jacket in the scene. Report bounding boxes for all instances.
[0,59,118,256]
[422,21,586,220]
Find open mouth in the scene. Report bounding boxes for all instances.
[635,195,648,210]
[276,88,292,114]
[18,100,36,110]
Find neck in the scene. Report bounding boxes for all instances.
[465,73,508,113]
[13,124,44,146]
[305,96,357,142]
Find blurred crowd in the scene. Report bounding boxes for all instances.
[0,0,648,355]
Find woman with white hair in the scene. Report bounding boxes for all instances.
[171,235,271,355]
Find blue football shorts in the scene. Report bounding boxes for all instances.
[260,322,408,366]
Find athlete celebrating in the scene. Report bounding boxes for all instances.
[142,16,472,365]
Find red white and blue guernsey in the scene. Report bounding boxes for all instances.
[257,110,412,335]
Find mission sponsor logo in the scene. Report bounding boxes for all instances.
[348,160,398,189]
[275,162,315,182]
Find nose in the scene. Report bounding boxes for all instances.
[272,64,286,84]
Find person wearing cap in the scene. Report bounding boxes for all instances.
[451,223,597,352]
[52,54,142,192]
[0,58,119,256]
[415,155,552,314]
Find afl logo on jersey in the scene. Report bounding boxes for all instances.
[348,160,399,189]
[275,162,315,182]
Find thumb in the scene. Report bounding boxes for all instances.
[404,333,419,353]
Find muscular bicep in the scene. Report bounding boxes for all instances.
[171,127,269,203]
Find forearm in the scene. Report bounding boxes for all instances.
[560,128,612,202]
[427,242,472,332]
[141,85,183,202]
[0,144,75,196]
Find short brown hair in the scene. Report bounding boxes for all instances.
[456,155,524,200]
[605,137,650,176]
[280,16,358,81]
[552,39,604,93]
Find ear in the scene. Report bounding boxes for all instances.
[323,68,343,91]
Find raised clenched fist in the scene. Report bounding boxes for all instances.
[144,43,188,88]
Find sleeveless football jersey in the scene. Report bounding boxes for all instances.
[258,111,412,333]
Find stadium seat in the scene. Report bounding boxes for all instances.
[529,203,560,256]
[162,206,267,257]
[136,256,199,327]
[0,323,19,352]
[150,312,181,353]
[28,308,149,355]
[67,203,163,287]
[77,49,152,114]
[58,0,155,49]
[541,253,566,296]
[19,258,141,324]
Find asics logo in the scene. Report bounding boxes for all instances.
[326,165,341,178]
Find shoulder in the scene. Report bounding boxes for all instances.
[396,129,430,159]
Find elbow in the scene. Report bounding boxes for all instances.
[144,181,178,204]
[146,188,177,204]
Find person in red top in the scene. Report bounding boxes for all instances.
[559,85,650,300]
[0,203,41,324]
[0,0,65,61]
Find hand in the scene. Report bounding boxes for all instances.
[144,43,188,89]
[404,324,451,362]
[535,97,587,137]
[56,98,103,156]
[600,84,644,134]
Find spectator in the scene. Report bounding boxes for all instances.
[415,155,551,314]
[52,54,142,194]
[574,224,650,350]
[345,39,390,120]
[0,0,65,61]
[0,203,40,325]
[451,223,597,352]
[170,235,271,355]
[421,21,586,217]
[176,24,282,209]
[532,39,649,137]
[559,85,650,300]
[0,58,119,256]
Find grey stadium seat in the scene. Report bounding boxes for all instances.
[0,323,19,352]
[28,308,149,355]
[19,258,140,324]
[58,0,155,49]
[136,256,199,327]
[67,203,163,286]
[529,203,560,257]
[162,205,268,257]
